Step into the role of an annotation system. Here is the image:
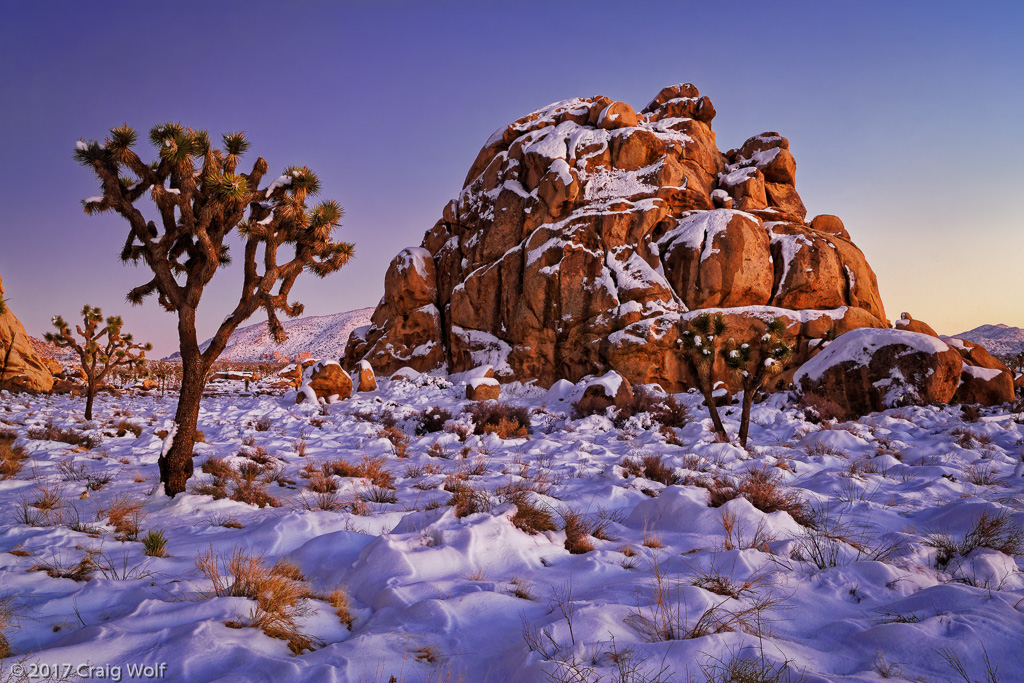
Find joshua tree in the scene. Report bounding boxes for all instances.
[724,318,795,447]
[75,123,353,495]
[45,305,151,420]
[679,312,729,439]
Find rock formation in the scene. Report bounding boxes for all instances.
[0,275,54,393]
[346,84,889,390]
[795,328,963,420]
[297,360,352,404]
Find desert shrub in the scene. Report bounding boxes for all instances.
[620,453,681,486]
[0,596,15,658]
[612,387,689,428]
[559,507,596,554]
[926,510,1024,569]
[253,415,273,432]
[30,554,96,582]
[324,455,393,489]
[103,494,146,541]
[111,420,143,438]
[705,466,810,526]
[0,433,27,480]
[230,469,281,508]
[27,423,100,449]
[446,480,490,518]
[142,530,168,557]
[377,426,409,458]
[416,406,453,435]
[467,402,530,437]
[196,547,319,654]
[359,485,398,504]
[497,483,557,535]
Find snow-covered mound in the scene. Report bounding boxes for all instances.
[956,323,1024,356]
[165,308,373,362]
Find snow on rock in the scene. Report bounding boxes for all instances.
[347,84,890,393]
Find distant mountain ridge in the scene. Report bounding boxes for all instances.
[164,308,374,362]
[955,323,1024,356]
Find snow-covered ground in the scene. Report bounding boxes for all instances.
[1,377,1023,682]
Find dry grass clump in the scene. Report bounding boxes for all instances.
[378,426,409,458]
[230,468,281,508]
[28,483,67,525]
[612,387,689,428]
[416,406,453,435]
[27,423,100,449]
[30,553,96,582]
[326,587,353,629]
[703,466,811,527]
[0,596,15,658]
[111,420,143,438]
[195,547,321,654]
[497,483,557,535]
[559,507,597,554]
[926,510,1024,569]
[446,480,490,518]
[467,402,530,438]
[1,433,28,480]
[625,557,782,643]
[102,494,146,541]
[620,453,681,486]
[323,455,393,489]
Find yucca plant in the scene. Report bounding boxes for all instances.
[75,124,354,495]
[141,529,169,557]
[724,317,794,447]
[679,312,729,439]
[45,305,151,420]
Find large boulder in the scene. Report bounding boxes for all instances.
[297,360,352,404]
[348,86,889,391]
[942,337,1016,406]
[795,328,963,420]
[0,275,54,393]
[574,371,634,415]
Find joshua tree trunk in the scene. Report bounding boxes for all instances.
[703,387,727,439]
[160,309,206,496]
[84,385,96,421]
[738,387,756,447]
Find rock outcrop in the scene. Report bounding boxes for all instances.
[346,84,888,390]
[297,360,352,404]
[795,328,963,419]
[942,337,1016,406]
[0,275,54,393]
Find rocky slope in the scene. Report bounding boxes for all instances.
[166,308,373,362]
[0,275,55,392]
[955,323,1024,357]
[347,84,888,390]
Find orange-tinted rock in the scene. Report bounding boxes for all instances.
[810,214,851,240]
[0,275,54,393]
[297,361,352,404]
[466,377,500,401]
[356,360,377,392]
[941,336,1015,405]
[348,86,890,392]
[895,312,938,337]
[796,328,962,419]
[574,371,633,415]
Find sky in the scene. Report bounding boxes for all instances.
[1,1,1022,358]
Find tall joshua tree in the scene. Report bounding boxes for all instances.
[45,305,151,420]
[723,318,794,447]
[679,312,729,439]
[75,123,353,495]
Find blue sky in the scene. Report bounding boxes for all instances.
[1,1,1021,356]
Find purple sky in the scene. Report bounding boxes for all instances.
[2,1,1022,358]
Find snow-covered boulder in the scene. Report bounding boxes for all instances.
[941,336,1016,406]
[296,360,352,404]
[574,371,633,415]
[795,328,962,419]
[356,360,377,392]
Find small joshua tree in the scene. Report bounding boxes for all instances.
[76,123,353,495]
[679,312,729,439]
[724,318,794,447]
[45,305,151,420]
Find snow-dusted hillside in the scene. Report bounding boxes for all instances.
[956,323,1024,356]
[165,308,374,362]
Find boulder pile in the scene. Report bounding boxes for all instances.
[346,84,889,390]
